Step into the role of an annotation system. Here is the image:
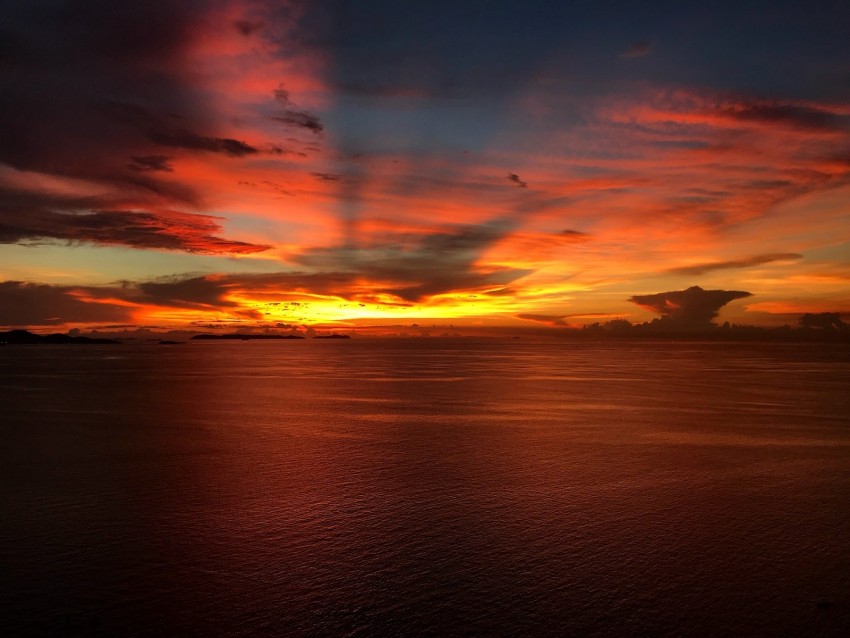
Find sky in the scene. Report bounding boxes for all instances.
[1,0,849,333]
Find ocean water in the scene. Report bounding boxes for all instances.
[1,339,849,637]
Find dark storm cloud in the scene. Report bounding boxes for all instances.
[0,281,132,326]
[629,286,752,328]
[272,88,324,134]
[0,190,271,254]
[667,253,803,276]
[507,173,528,188]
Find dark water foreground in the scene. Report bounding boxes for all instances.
[1,339,849,637]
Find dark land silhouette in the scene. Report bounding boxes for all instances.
[3,308,848,345]
[191,333,306,341]
[0,329,119,345]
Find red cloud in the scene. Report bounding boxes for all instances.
[1,205,271,255]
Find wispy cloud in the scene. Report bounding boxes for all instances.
[271,87,324,134]
[719,103,850,133]
[128,155,174,172]
[667,253,803,276]
[516,313,571,326]
[148,129,259,157]
[507,173,528,188]
[620,41,652,58]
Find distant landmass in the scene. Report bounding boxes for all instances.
[191,333,306,340]
[0,329,120,345]
[3,316,848,345]
[575,312,850,341]
[191,333,351,340]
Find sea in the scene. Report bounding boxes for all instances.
[1,339,849,637]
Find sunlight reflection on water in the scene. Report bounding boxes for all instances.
[1,339,849,636]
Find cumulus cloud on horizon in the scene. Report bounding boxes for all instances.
[629,285,752,328]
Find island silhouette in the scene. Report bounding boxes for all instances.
[0,329,119,345]
[3,309,848,345]
[191,333,306,340]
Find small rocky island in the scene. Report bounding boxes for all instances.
[191,333,306,340]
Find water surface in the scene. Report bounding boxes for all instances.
[1,339,849,636]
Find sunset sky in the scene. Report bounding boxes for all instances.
[2,0,849,333]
